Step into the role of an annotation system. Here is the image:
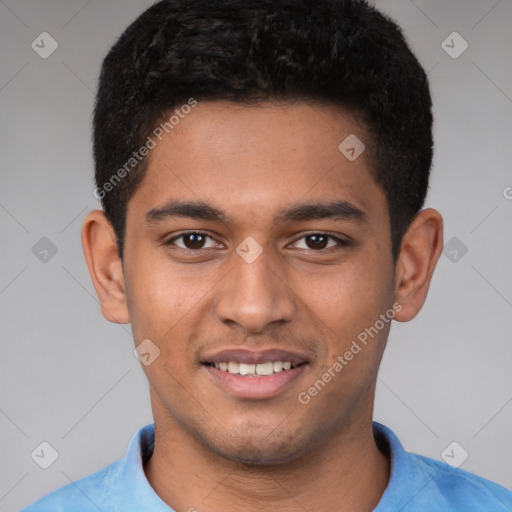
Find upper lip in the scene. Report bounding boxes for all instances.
[201,348,309,366]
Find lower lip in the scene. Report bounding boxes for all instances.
[203,364,307,399]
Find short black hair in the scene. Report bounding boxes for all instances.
[93,0,433,261]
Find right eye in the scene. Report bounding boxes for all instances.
[165,232,221,251]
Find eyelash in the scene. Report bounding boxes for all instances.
[164,231,350,252]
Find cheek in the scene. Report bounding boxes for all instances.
[126,268,200,389]
[124,254,191,342]
[297,251,393,349]
[125,251,217,374]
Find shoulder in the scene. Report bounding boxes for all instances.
[412,452,512,510]
[20,460,121,512]
[19,424,155,512]
[373,422,512,511]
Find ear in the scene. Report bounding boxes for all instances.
[81,210,130,324]
[393,208,443,322]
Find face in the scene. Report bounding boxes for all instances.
[121,101,398,464]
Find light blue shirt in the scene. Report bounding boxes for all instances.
[21,422,512,511]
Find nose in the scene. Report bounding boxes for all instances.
[214,246,296,334]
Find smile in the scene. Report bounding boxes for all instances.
[209,361,297,376]
[201,348,309,399]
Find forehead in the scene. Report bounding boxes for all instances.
[129,100,387,225]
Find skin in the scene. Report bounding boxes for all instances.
[82,101,443,512]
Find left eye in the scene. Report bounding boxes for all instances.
[292,234,345,250]
[168,232,219,250]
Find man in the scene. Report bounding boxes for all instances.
[21,0,512,510]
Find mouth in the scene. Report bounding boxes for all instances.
[206,360,302,376]
[201,349,309,399]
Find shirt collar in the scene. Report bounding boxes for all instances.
[117,421,420,510]
[372,421,435,511]
[114,423,174,511]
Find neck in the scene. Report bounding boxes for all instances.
[144,399,390,512]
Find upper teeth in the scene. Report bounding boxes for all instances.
[214,361,293,376]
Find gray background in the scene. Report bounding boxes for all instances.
[1,0,511,510]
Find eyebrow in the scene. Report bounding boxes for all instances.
[145,199,368,225]
[146,200,226,223]
[278,200,368,224]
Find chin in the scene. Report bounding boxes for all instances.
[201,425,315,467]
[213,442,304,466]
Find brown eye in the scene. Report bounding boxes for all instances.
[167,232,217,250]
[305,234,329,250]
[182,233,206,249]
[292,233,349,251]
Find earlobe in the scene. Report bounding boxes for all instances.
[393,208,444,322]
[81,210,130,324]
